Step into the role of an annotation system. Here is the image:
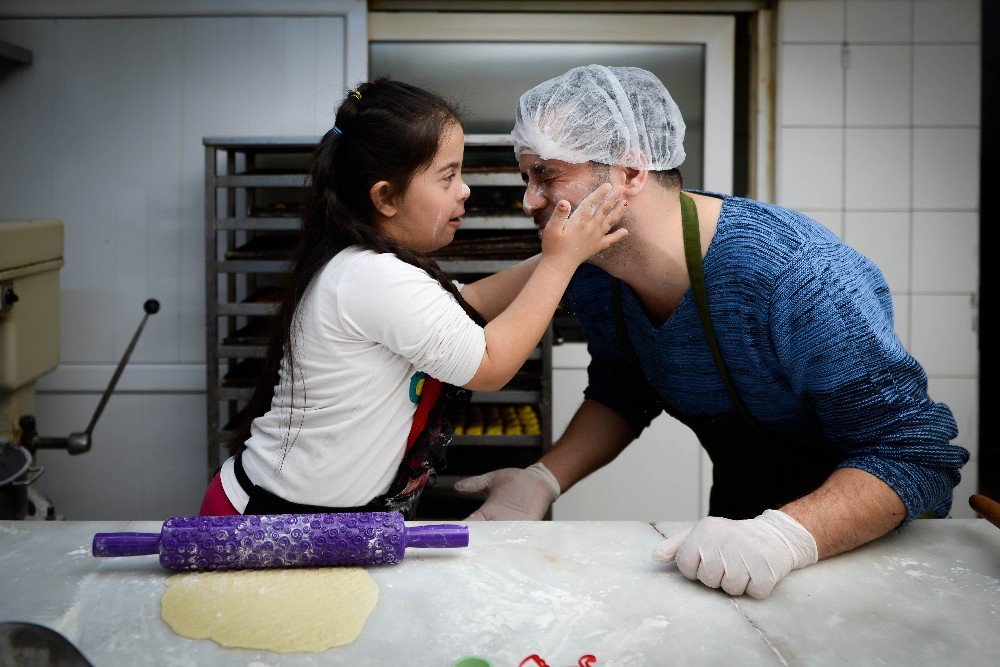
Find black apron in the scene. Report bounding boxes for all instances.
[611,192,839,519]
[234,376,470,520]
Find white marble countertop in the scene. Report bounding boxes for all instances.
[1,519,997,666]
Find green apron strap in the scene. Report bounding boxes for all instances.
[679,192,753,422]
[611,193,752,421]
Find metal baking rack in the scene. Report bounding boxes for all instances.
[203,135,553,518]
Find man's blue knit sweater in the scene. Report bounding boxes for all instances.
[567,194,970,524]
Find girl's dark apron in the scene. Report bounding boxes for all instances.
[611,193,840,520]
[234,377,469,520]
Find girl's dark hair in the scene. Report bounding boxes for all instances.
[228,78,482,456]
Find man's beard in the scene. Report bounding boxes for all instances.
[534,209,635,266]
[531,167,636,269]
[586,211,634,268]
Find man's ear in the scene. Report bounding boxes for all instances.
[622,168,648,197]
[370,181,397,217]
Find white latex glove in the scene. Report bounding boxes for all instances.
[651,509,818,599]
[454,462,560,521]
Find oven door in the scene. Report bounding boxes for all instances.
[369,11,735,520]
[369,11,735,194]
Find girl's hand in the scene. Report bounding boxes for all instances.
[540,182,628,272]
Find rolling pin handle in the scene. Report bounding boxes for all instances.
[969,494,1000,529]
[403,524,469,549]
[92,532,161,557]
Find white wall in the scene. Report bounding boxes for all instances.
[776,0,980,516]
[550,345,708,521]
[0,7,365,519]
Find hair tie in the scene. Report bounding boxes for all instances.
[331,124,344,137]
[349,89,362,101]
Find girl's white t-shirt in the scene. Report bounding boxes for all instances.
[220,246,486,511]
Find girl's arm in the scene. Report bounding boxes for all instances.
[461,255,541,322]
[463,183,625,392]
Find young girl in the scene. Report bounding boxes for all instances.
[200,79,626,518]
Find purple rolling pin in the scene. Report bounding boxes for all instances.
[91,511,468,571]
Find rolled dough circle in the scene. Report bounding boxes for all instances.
[161,567,379,653]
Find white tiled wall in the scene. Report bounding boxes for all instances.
[777,0,981,517]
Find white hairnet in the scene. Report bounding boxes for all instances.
[511,64,686,171]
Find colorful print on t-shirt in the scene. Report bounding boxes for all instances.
[409,371,426,404]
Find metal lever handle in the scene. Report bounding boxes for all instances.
[31,299,159,455]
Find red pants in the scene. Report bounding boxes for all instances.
[199,471,239,516]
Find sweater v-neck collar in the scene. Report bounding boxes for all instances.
[618,191,730,334]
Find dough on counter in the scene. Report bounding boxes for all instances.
[160,567,378,653]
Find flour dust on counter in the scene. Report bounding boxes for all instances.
[160,568,378,653]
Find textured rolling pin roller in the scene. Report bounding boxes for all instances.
[92,511,468,570]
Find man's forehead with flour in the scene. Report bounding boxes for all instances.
[510,64,687,171]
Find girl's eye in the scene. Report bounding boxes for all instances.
[444,173,456,182]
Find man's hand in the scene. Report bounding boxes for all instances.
[454,463,561,520]
[651,509,818,599]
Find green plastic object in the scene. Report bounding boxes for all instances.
[452,656,492,667]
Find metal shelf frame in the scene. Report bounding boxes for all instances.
[204,136,552,515]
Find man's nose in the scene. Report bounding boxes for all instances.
[522,184,547,215]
